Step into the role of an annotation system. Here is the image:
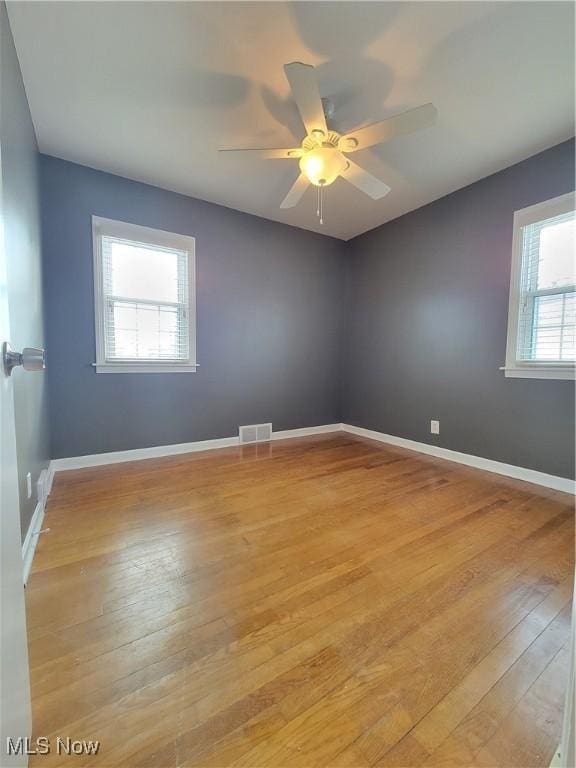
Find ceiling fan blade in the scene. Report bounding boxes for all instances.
[339,103,437,152]
[280,173,310,209]
[219,147,303,160]
[284,62,328,137]
[340,160,391,200]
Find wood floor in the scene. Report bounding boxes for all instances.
[26,434,574,767]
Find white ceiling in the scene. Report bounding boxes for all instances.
[7,1,575,240]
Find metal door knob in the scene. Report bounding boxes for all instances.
[3,342,45,376]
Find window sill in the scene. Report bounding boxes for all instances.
[501,365,575,380]
[94,362,199,374]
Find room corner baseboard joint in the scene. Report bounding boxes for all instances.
[48,421,573,494]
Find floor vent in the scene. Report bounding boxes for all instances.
[239,423,272,444]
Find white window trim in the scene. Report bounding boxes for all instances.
[92,216,197,374]
[503,192,576,380]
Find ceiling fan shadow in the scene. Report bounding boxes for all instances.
[180,70,251,110]
[260,84,305,143]
[316,57,396,135]
[130,68,251,111]
[289,1,401,59]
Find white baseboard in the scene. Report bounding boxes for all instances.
[47,421,574,495]
[50,435,239,472]
[341,424,575,495]
[45,463,55,496]
[50,424,343,473]
[21,504,45,587]
[21,467,55,583]
[271,423,342,441]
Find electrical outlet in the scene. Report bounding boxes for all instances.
[430,420,440,435]
[26,472,32,499]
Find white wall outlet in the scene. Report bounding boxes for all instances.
[430,420,440,435]
[26,472,32,499]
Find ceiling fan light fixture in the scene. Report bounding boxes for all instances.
[299,146,346,187]
[220,62,437,216]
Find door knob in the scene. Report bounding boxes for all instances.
[3,342,45,376]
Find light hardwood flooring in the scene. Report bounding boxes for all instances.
[26,434,574,767]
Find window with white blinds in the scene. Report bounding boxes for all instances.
[505,193,575,379]
[92,217,197,373]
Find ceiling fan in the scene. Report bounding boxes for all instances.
[220,62,437,223]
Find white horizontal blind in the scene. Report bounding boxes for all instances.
[516,210,575,362]
[101,235,190,363]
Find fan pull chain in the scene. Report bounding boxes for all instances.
[314,186,325,225]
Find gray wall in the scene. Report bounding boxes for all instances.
[1,2,50,539]
[40,156,346,459]
[41,141,575,479]
[343,139,575,479]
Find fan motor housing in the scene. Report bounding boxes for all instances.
[302,131,341,152]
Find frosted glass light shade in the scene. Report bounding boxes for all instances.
[300,147,346,187]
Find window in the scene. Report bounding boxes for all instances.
[504,192,575,379]
[92,217,197,373]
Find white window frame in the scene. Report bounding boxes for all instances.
[503,192,576,380]
[92,216,197,374]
